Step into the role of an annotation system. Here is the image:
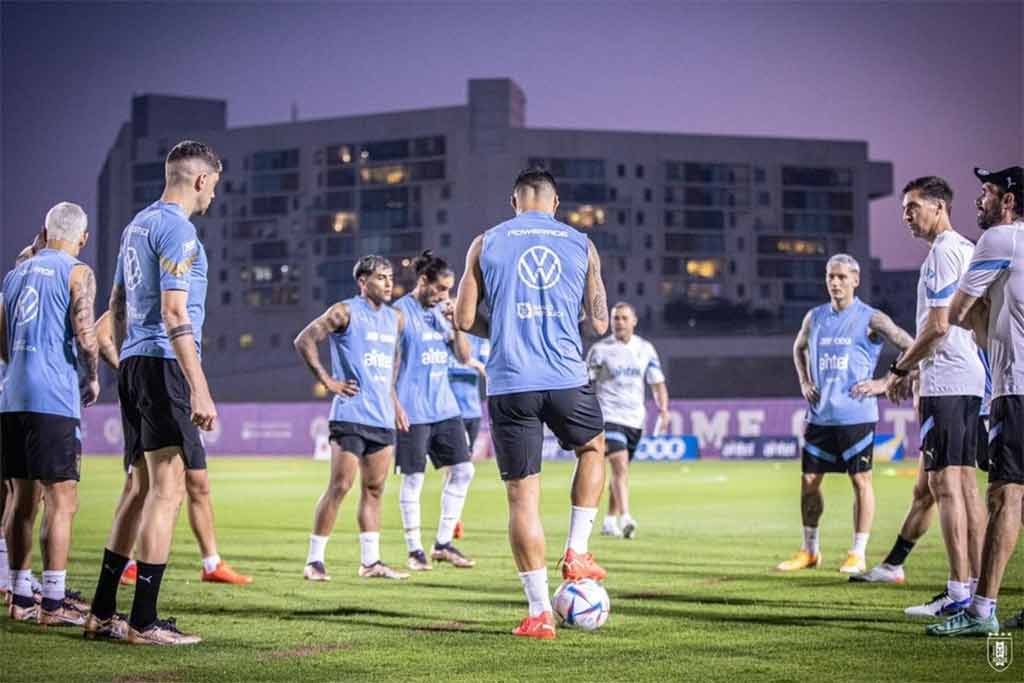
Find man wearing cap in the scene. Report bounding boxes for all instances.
[929,165,1024,636]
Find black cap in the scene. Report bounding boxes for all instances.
[975,166,1024,199]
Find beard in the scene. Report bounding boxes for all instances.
[977,202,1003,230]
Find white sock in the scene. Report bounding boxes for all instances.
[28,571,41,593]
[202,554,222,573]
[41,569,66,603]
[969,577,979,597]
[437,462,474,545]
[359,532,380,567]
[970,594,997,619]
[400,472,425,552]
[947,579,971,603]
[602,515,618,530]
[518,568,552,617]
[851,532,869,556]
[307,534,329,565]
[0,539,8,590]
[565,506,597,554]
[802,526,820,555]
[12,569,33,599]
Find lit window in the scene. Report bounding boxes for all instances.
[338,146,352,164]
[565,205,606,228]
[239,333,254,349]
[333,211,356,233]
[686,259,721,279]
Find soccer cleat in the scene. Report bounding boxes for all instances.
[512,611,557,640]
[601,521,622,537]
[431,542,476,568]
[453,520,464,540]
[775,549,822,572]
[1002,608,1024,629]
[37,598,87,627]
[621,518,638,540]
[849,563,906,584]
[838,552,866,575]
[1,587,10,607]
[560,549,607,582]
[407,550,433,572]
[303,561,331,582]
[126,617,202,645]
[120,562,137,586]
[64,589,90,613]
[202,561,253,585]
[8,599,38,622]
[82,612,129,641]
[358,561,409,580]
[904,590,970,618]
[925,610,999,637]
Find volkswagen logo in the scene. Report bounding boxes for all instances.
[15,286,39,325]
[124,247,143,291]
[516,246,562,290]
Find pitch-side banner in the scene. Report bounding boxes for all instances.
[79,398,921,460]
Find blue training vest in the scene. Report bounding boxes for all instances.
[480,211,590,396]
[0,249,83,419]
[448,334,489,419]
[328,296,399,429]
[394,294,461,425]
[806,297,883,426]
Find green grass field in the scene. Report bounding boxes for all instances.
[3,457,1022,682]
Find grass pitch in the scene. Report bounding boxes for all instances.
[3,457,1022,682]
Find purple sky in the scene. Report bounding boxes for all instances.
[2,1,1021,272]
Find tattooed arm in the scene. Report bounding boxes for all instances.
[582,239,609,336]
[94,310,120,370]
[867,310,914,352]
[454,235,490,337]
[851,310,917,400]
[70,264,100,406]
[109,284,127,354]
[293,302,357,397]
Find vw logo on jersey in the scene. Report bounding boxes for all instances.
[15,286,39,325]
[517,246,562,290]
[124,247,143,291]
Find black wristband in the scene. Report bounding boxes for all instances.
[888,359,910,377]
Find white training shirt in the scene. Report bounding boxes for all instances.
[916,230,985,397]
[959,221,1024,399]
[586,334,665,429]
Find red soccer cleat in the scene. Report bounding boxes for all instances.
[453,519,464,540]
[512,611,557,640]
[201,561,253,585]
[560,549,607,582]
[120,562,137,586]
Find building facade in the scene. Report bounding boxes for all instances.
[97,79,893,401]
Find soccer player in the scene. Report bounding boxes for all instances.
[851,178,987,624]
[929,165,1024,636]
[587,302,669,539]
[455,167,609,640]
[295,255,409,581]
[1,202,99,625]
[83,140,220,645]
[92,310,252,587]
[777,254,913,575]
[447,320,490,540]
[394,251,476,571]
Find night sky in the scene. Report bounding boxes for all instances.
[2,1,1021,272]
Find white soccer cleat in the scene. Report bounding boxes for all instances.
[621,517,638,540]
[600,521,622,538]
[904,590,970,618]
[849,563,905,584]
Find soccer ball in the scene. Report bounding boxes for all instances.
[553,579,610,630]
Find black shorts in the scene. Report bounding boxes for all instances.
[919,395,981,472]
[395,416,471,474]
[119,356,207,470]
[986,396,1024,484]
[604,422,642,460]
[463,418,481,450]
[1,412,82,482]
[488,383,604,481]
[329,420,395,457]
[978,415,991,472]
[802,422,875,474]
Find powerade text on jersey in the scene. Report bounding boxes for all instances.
[395,295,461,424]
[0,249,83,418]
[329,297,399,429]
[449,335,490,419]
[807,298,883,425]
[480,211,589,396]
[115,201,208,361]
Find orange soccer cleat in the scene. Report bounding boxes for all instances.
[560,549,607,582]
[453,520,464,540]
[120,562,137,586]
[512,611,557,640]
[201,561,253,585]
[775,549,823,572]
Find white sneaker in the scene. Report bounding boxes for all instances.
[849,563,906,584]
[601,522,622,537]
[904,590,971,618]
[621,517,638,540]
